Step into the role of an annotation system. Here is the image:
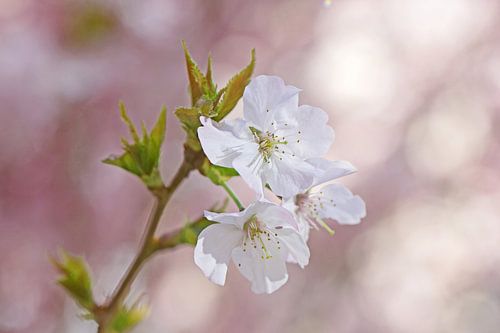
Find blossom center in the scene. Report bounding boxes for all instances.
[249,126,287,162]
[295,192,336,235]
[242,216,281,260]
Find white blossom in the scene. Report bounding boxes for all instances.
[194,201,310,294]
[283,178,366,241]
[198,75,335,198]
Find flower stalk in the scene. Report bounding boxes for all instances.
[220,181,245,211]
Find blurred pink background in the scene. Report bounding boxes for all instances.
[1,0,500,332]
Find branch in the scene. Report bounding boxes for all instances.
[96,149,204,331]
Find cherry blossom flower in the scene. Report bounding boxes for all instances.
[198,75,335,198]
[194,201,309,294]
[283,179,366,241]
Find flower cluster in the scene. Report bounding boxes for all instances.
[194,75,366,294]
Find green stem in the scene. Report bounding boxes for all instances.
[220,181,245,211]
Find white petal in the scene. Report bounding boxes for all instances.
[296,215,312,242]
[194,224,243,285]
[285,223,310,265]
[204,201,272,228]
[218,118,254,141]
[319,184,366,225]
[275,227,310,268]
[276,105,334,159]
[307,158,357,187]
[256,202,298,229]
[281,200,311,264]
[203,209,248,228]
[243,75,300,132]
[232,144,265,197]
[198,117,251,168]
[263,156,315,198]
[281,198,311,242]
[280,196,297,214]
[204,201,277,228]
[232,246,289,294]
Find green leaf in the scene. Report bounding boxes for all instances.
[103,103,166,189]
[150,106,167,149]
[200,159,239,186]
[174,107,202,152]
[214,49,255,121]
[119,102,140,143]
[205,53,216,94]
[182,40,208,106]
[51,250,95,312]
[109,304,149,333]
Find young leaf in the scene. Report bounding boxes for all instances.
[119,102,140,143]
[109,304,149,333]
[214,49,255,121]
[174,107,202,152]
[150,106,167,149]
[182,40,207,106]
[205,53,216,94]
[51,250,95,312]
[103,104,167,189]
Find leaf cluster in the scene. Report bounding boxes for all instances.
[103,103,167,189]
[175,41,255,152]
[52,250,149,332]
[51,250,95,313]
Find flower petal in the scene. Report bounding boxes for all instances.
[281,198,311,242]
[218,118,254,141]
[319,184,366,225]
[204,201,277,228]
[198,117,251,168]
[277,105,334,159]
[263,156,315,198]
[232,144,265,197]
[232,246,289,294]
[204,206,251,229]
[256,202,298,229]
[243,75,300,132]
[194,224,243,285]
[307,158,357,187]
[275,227,310,268]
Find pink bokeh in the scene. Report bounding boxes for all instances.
[1,0,500,332]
